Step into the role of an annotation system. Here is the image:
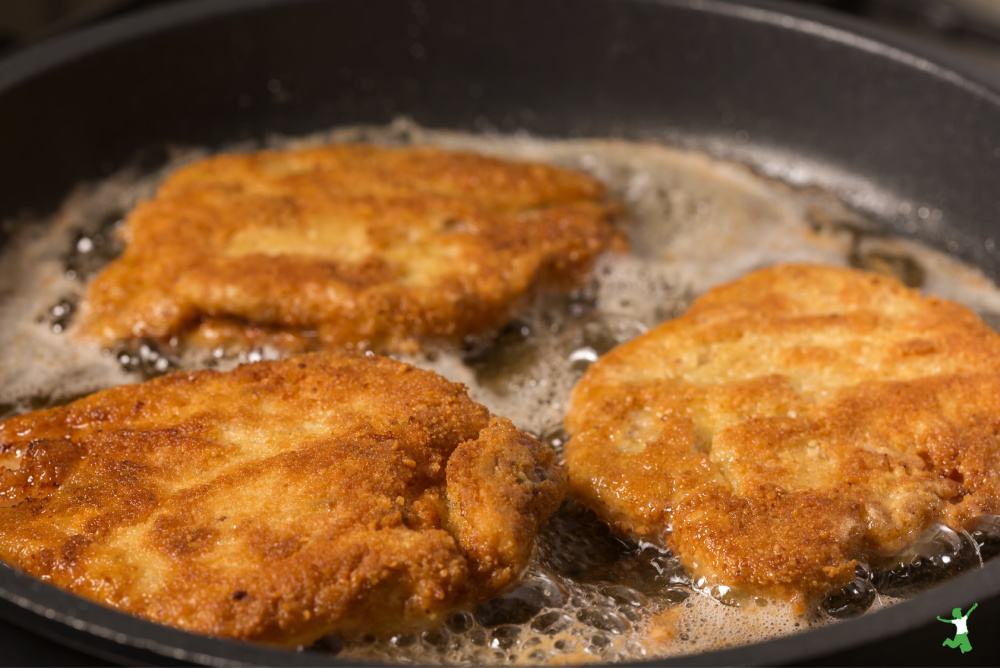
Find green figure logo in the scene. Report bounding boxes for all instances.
[938,603,978,654]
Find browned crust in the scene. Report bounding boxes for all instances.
[0,353,564,645]
[564,263,1000,604]
[76,145,624,353]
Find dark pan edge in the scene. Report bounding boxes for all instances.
[683,0,1000,102]
[0,0,271,93]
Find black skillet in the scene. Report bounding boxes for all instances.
[1,0,1000,664]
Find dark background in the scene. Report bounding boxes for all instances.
[2,0,999,70]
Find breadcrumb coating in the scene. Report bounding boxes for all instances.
[0,353,564,645]
[77,145,623,353]
[565,263,1000,604]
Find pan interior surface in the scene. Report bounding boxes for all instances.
[1,0,1000,665]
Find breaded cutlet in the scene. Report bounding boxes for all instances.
[564,263,1000,605]
[0,353,564,646]
[77,145,624,353]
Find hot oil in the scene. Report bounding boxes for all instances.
[3,120,1000,663]
[342,503,678,665]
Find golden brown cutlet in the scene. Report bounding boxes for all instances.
[0,353,564,646]
[564,263,1000,605]
[77,144,624,353]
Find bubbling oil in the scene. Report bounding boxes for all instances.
[2,119,1000,663]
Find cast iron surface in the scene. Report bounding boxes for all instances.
[0,0,999,664]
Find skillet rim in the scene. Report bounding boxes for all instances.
[0,0,999,665]
[2,0,1000,118]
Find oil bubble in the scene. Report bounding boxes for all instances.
[822,578,877,619]
[872,524,981,597]
[967,515,1000,562]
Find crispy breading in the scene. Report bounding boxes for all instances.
[0,353,564,646]
[77,145,623,353]
[564,263,1000,604]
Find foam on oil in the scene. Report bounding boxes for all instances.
[2,119,1000,663]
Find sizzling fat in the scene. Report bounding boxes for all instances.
[564,263,1000,604]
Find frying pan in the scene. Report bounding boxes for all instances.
[1,0,1000,664]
